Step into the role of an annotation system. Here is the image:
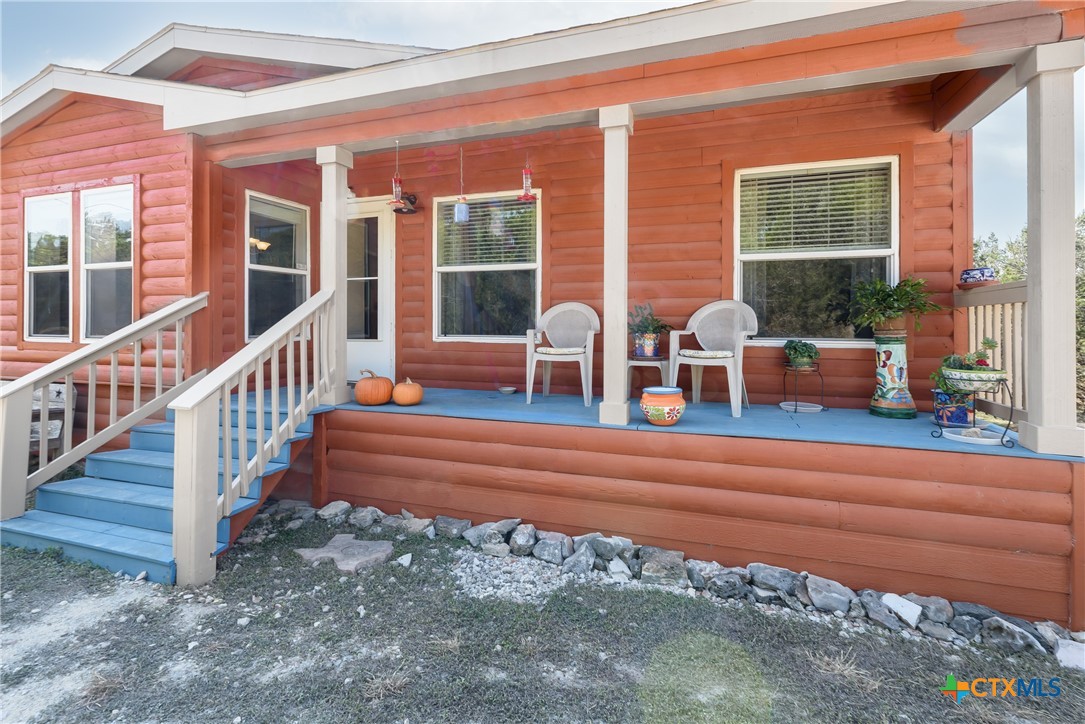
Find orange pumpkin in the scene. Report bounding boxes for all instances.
[392,378,424,406]
[354,369,393,405]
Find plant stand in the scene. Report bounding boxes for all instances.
[780,363,824,413]
[869,332,916,419]
[930,380,1015,448]
[627,356,668,397]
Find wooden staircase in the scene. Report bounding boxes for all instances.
[0,393,324,584]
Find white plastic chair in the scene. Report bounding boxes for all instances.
[526,303,600,406]
[669,300,758,417]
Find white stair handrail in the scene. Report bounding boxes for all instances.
[0,293,210,520]
[171,289,333,586]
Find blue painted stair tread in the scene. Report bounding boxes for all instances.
[0,388,327,585]
[1,510,175,583]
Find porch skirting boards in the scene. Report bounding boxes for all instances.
[314,405,1082,626]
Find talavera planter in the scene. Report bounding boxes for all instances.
[639,386,686,426]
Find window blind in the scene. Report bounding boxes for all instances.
[739,164,891,254]
[437,196,537,267]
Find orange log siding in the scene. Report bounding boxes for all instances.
[343,85,966,409]
[0,97,192,382]
[319,410,1082,625]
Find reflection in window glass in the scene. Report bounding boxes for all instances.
[82,185,134,337]
[25,193,72,338]
[440,269,535,337]
[247,194,309,338]
[86,268,133,338]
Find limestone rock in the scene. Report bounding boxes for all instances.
[982,616,1046,655]
[400,508,414,519]
[881,593,922,628]
[628,557,642,579]
[1054,638,1085,671]
[572,532,602,551]
[294,535,393,573]
[607,557,632,581]
[794,577,812,607]
[592,556,608,572]
[904,593,954,625]
[395,553,412,568]
[918,620,960,643]
[348,506,383,529]
[381,514,405,530]
[685,560,723,590]
[462,522,495,548]
[847,598,865,619]
[293,506,317,521]
[532,538,567,566]
[707,573,750,600]
[561,543,596,575]
[860,591,903,632]
[747,563,803,597]
[434,515,471,539]
[951,601,1000,620]
[536,531,574,559]
[591,536,631,561]
[1035,621,1072,649]
[489,518,522,539]
[285,519,304,531]
[509,524,537,556]
[805,574,857,614]
[997,615,1048,651]
[481,542,510,558]
[617,545,640,568]
[751,586,780,604]
[317,500,352,521]
[639,547,689,588]
[402,517,433,536]
[950,615,982,640]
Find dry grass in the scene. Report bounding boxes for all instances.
[81,671,128,710]
[807,650,882,694]
[363,666,410,701]
[518,634,540,657]
[427,632,462,653]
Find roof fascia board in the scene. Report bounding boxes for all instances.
[166,0,1002,134]
[1,67,238,137]
[105,23,439,78]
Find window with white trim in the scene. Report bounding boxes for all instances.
[433,192,540,340]
[735,158,898,341]
[24,184,135,341]
[246,193,309,338]
[82,185,134,338]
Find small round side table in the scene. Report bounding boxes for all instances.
[627,356,669,397]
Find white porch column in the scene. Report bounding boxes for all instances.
[1017,41,1084,457]
[598,105,634,426]
[316,145,354,406]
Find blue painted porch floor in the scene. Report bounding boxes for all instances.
[0,391,330,584]
[338,388,1082,463]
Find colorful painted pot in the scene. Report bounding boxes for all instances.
[633,332,660,358]
[932,388,974,426]
[869,332,917,419]
[640,385,686,426]
[940,367,1007,393]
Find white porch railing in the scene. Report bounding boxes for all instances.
[0,293,209,520]
[170,289,333,585]
[953,280,1028,423]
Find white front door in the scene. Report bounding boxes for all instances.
[345,199,395,381]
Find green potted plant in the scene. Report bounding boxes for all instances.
[851,277,942,333]
[937,337,1007,393]
[783,339,820,368]
[628,303,672,358]
[850,277,942,419]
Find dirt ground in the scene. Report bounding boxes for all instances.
[2,512,1082,723]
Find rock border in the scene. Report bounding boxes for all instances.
[262,499,1085,672]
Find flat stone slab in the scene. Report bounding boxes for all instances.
[295,534,394,573]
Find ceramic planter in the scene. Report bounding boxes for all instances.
[633,332,660,358]
[869,331,916,419]
[931,388,974,426]
[639,386,686,426]
[940,367,1007,393]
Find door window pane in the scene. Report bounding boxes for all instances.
[347,280,378,339]
[29,271,69,337]
[85,268,133,337]
[248,269,306,337]
[347,217,378,278]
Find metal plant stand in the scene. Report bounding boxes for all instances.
[931,380,1014,448]
[781,363,825,413]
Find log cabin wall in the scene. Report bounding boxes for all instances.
[346,83,965,409]
[0,96,192,382]
[320,410,1080,625]
[210,162,322,364]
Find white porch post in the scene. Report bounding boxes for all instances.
[599,105,634,426]
[316,146,353,406]
[1017,41,1084,457]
